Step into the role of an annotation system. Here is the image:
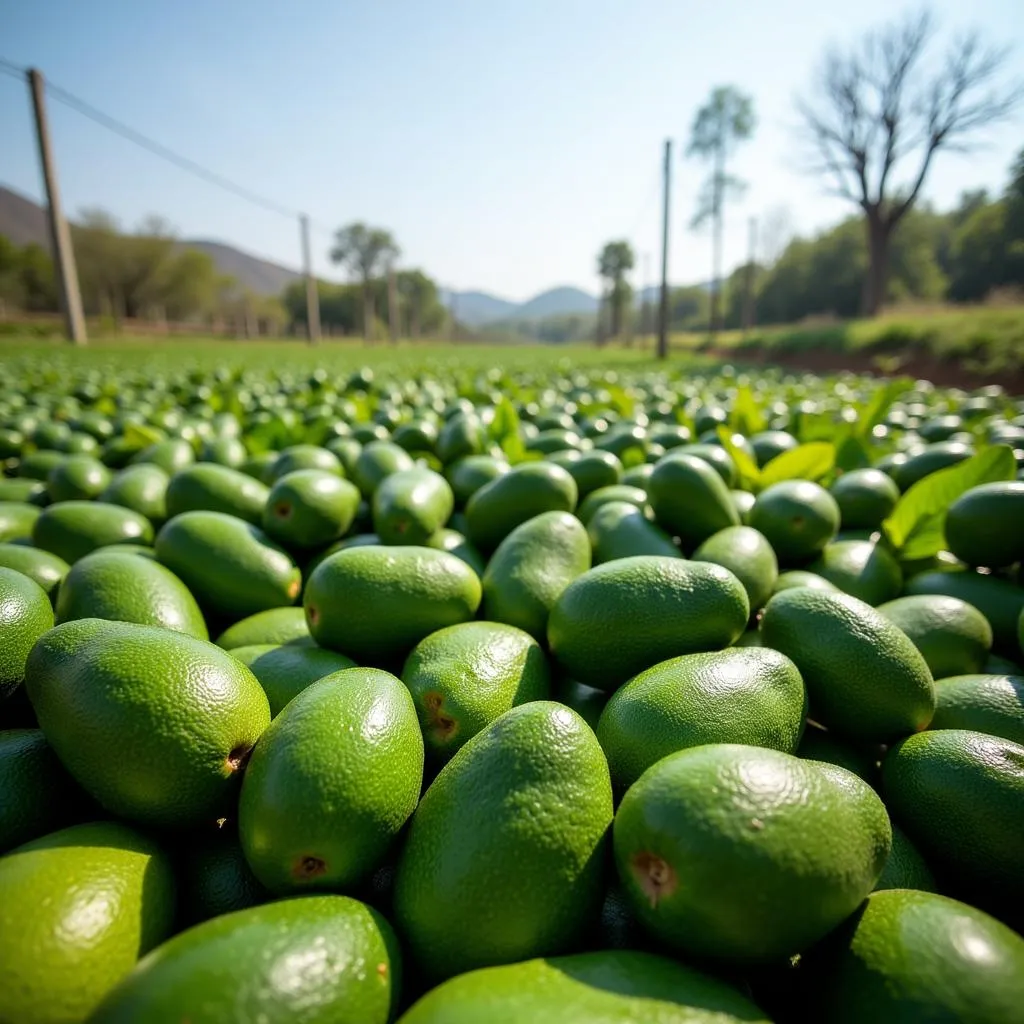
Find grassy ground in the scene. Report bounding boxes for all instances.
[667,305,1024,374]
[0,336,713,376]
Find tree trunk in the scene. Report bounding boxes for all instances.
[363,284,374,343]
[862,214,890,317]
[611,285,622,338]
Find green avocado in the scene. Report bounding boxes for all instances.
[156,510,301,619]
[811,889,1024,1023]
[760,587,935,742]
[466,462,578,552]
[243,643,356,716]
[614,745,890,964]
[0,540,68,602]
[0,728,84,853]
[393,701,613,983]
[481,511,591,643]
[32,501,154,563]
[548,556,750,691]
[25,618,270,828]
[55,548,208,639]
[240,668,423,893]
[100,463,169,524]
[214,606,311,649]
[263,469,361,549]
[402,621,551,762]
[89,895,401,1024]
[165,463,269,525]
[373,466,454,545]
[692,525,778,613]
[304,545,481,663]
[647,453,740,551]
[0,566,54,699]
[597,647,807,789]
[944,481,1024,568]
[587,501,680,563]
[176,822,269,926]
[807,539,903,606]
[47,454,111,503]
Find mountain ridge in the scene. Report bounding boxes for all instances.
[0,184,684,318]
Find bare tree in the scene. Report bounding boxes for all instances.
[797,10,1021,316]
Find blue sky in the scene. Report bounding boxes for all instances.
[2,0,1022,300]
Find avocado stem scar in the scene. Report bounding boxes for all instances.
[631,851,677,908]
[294,855,327,879]
[226,743,254,772]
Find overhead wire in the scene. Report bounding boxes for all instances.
[40,78,300,221]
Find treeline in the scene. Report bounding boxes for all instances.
[0,210,285,332]
[730,148,1024,330]
[282,270,447,339]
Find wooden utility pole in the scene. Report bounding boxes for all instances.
[640,252,651,348]
[742,216,758,336]
[657,140,672,361]
[299,215,320,344]
[387,266,399,344]
[28,69,87,345]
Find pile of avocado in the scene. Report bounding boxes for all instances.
[1,357,1023,1023]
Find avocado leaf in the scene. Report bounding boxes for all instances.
[759,442,836,488]
[716,426,761,491]
[882,444,1016,561]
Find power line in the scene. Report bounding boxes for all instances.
[39,78,299,220]
[0,55,26,80]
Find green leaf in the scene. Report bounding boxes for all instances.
[835,433,871,473]
[716,426,761,491]
[729,385,766,436]
[488,397,520,444]
[882,444,1016,560]
[759,442,836,488]
[123,422,165,450]
[852,380,906,441]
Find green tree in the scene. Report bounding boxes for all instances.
[948,202,1008,301]
[686,85,756,337]
[597,240,635,340]
[797,10,1021,316]
[397,269,443,338]
[329,223,400,342]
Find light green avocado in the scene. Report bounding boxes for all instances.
[0,821,176,1024]
[398,950,771,1024]
[88,895,400,1024]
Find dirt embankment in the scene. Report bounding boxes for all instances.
[707,346,1024,394]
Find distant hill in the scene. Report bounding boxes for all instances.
[513,286,598,320]
[445,285,599,326]
[183,240,299,296]
[0,186,49,247]
[0,186,300,297]
[442,290,517,326]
